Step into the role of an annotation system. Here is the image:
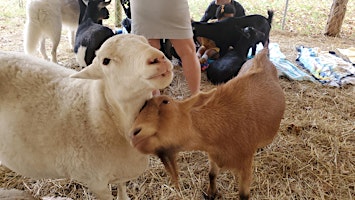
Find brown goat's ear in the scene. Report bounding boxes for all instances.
[187,88,216,108]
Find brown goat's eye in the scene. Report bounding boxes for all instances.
[162,100,169,104]
[102,58,111,65]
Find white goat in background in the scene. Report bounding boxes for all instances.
[24,0,80,63]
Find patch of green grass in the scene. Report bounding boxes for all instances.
[189,0,211,20]
[0,0,27,30]
[0,1,26,18]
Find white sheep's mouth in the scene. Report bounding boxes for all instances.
[147,70,172,80]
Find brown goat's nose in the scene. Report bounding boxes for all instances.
[132,128,142,136]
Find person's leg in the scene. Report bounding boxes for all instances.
[148,39,161,49]
[170,38,201,95]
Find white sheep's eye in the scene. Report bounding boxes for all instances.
[102,58,111,65]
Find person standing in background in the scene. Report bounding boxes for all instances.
[130,0,201,96]
[200,0,245,22]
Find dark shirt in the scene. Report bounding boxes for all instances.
[200,1,245,22]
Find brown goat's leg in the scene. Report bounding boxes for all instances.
[204,160,220,200]
[235,157,253,200]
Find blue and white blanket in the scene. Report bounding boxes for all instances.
[296,46,355,87]
[248,43,317,83]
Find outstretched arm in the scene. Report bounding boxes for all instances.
[200,2,217,22]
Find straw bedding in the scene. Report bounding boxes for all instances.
[0,28,354,199]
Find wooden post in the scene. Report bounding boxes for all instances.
[324,0,348,37]
[115,0,123,27]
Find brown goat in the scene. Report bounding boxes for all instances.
[129,47,286,200]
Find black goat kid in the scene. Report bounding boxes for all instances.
[192,10,273,57]
[74,0,114,67]
[206,27,266,85]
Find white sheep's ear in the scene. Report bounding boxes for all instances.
[70,59,104,80]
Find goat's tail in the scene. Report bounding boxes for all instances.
[24,20,41,55]
[267,10,274,24]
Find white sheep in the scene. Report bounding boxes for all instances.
[24,0,80,63]
[129,47,286,200]
[0,34,174,200]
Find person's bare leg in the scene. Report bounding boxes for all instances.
[148,39,161,49]
[170,38,201,95]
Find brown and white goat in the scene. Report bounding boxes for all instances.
[129,47,286,200]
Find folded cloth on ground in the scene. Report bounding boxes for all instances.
[248,43,316,82]
[296,46,355,87]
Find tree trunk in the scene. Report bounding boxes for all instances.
[324,0,348,37]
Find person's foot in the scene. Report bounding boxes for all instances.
[201,62,209,71]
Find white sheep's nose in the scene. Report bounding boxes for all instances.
[148,56,166,65]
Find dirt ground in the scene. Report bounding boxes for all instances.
[0,13,355,200]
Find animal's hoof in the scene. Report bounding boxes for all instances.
[202,191,216,200]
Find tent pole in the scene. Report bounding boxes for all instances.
[282,0,289,30]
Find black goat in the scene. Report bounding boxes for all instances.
[120,0,131,33]
[120,0,131,18]
[193,10,273,57]
[206,27,266,85]
[74,0,114,67]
